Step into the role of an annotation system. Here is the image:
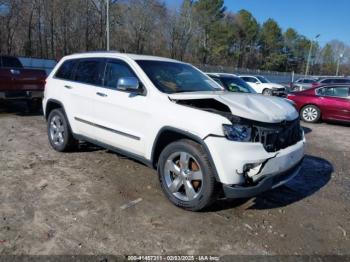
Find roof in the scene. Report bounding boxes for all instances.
[62,51,181,63]
[238,75,257,78]
[206,72,237,77]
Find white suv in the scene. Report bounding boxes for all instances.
[43,52,305,211]
[239,75,286,96]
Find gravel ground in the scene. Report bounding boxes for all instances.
[0,102,349,256]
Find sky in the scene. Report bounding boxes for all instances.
[165,0,350,46]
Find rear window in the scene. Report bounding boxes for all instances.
[1,56,23,68]
[55,60,78,80]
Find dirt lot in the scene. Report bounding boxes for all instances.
[0,102,349,256]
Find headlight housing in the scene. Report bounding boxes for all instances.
[222,124,252,142]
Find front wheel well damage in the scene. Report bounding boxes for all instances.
[151,127,221,182]
[152,129,199,168]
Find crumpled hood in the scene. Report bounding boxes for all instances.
[168,91,299,123]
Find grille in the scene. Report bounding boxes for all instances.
[252,119,302,152]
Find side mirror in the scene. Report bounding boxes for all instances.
[116,77,140,92]
[255,82,260,84]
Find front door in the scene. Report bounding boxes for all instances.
[89,58,151,157]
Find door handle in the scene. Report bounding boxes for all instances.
[96,92,107,97]
[64,85,73,89]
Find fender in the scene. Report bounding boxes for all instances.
[151,126,221,182]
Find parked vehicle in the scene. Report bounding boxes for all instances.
[287,85,350,123]
[43,52,305,211]
[291,78,317,92]
[312,77,350,88]
[0,55,46,106]
[239,75,286,96]
[206,73,255,93]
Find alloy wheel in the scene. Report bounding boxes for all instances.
[163,152,203,201]
[49,115,65,146]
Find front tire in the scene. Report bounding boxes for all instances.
[262,88,273,96]
[157,139,218,211]
[300,105,321,123]
[47,108,78,152]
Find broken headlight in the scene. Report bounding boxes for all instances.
[222,124,252,142]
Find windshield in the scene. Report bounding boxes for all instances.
[221,77,256,93]
[256,76,270,83]
[136,60,223,93]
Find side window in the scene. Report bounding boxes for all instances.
[248,77,258,83]
[242,77,253,83]
[333,87,349,98]
[334,79,349,84]
[103,60,137,89]
[1,56,23,68]
[324,88,334,96]
[318,87,349,98]
[316,88,325,96]
[75,59,105,86]
[321,79,331,84]
[55,60,78,80]
[210,77,224,87]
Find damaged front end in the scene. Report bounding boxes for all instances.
[174,97,304,185]
[174,98,303,153]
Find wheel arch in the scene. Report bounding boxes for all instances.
[45,99,76,135]
[300,103,321,114]
[45,99,65,119]
[151,127,220,181]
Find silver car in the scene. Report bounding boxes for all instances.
[291,78,317,92]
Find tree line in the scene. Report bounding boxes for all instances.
[0,0,349,75]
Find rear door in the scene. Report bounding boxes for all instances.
[68,58,106,140]
[317,86,350,121]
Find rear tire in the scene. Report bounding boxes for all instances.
[300,105,321,123]
[157,139,218,211]
[47,108,78,152]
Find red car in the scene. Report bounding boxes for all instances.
[287,85,350,123]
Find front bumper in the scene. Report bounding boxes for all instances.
[272,88,287,97]
[0,90,43,100]
[204,135,305,185]
[222,159,302,198]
